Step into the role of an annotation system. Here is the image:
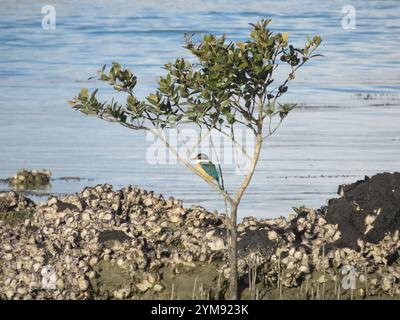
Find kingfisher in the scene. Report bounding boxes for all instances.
[192,153,223,189]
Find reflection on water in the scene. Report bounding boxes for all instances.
[0,0,399,218]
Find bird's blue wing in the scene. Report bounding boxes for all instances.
[200,163,220,183]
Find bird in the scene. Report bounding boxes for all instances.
[192,153,222,189]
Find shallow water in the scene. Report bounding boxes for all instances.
[0,0,399,219]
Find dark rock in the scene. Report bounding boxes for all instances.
[325,172,400,249]
[238,229,276,259]
[55,200,79,212]
[98,230,131,244]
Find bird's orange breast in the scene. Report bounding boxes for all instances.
[195,163,214,182]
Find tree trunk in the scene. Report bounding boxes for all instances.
[228,133,263,300]
[228,202,239,300]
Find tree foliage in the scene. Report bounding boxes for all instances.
[70,19,321,137]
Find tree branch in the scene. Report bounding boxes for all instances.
[148,127,233,204]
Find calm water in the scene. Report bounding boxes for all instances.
[0,0,399,219]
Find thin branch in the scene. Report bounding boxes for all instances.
[263,117,283,140]
[148,127,233,204]
[215,127,252,161]
[209,134,225,191]
[185,125,215,159]
[233,138,249,176]
[234,98,264,205]
[271,46,319,106]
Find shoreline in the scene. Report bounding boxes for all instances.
[1,173,400,299]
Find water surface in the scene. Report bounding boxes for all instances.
[0,0,399,218]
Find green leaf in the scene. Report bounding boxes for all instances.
[127,95,134,105]
[236,41,246,50]
[310,54,324,59]
[146,93,159,105]
[80,88,88,97]
[226,112,236,124]
[90,89,98,100]
[313,35,322,46]
[266,103,275,115]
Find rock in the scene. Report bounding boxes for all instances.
[208,238,225,251]
[143,198,153,207]
[153,284,164,292]
[48,197,58,206]
[82,212,91,221]
[299,264,309,274]
[382,274,395,292]
[136,280,152,293]
[365,215,376,226]
[267,230,278,241]
[5,289,14,299]
[358,288,366,298]
[1,174,400,300]
[205,230,215,240]
[238,229,276,259]
[325,172,400,249]
[113,288,130,299]
[168,214,182,224]
[17,287,27,295]
[8,169,51,190]
[56,278,65,290]
[89,256,98,267]
[78,277,89,291]
[103,213,113,221]
[147,273,156,285]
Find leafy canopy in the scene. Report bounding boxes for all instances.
[70,19,322,136]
